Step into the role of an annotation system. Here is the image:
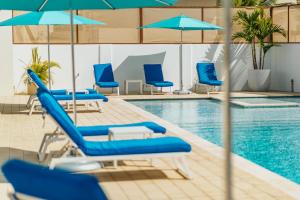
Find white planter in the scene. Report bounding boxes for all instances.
[248,69,271,91]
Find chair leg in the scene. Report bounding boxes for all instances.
[95,101,102,113]
[150,86,153,95]
[174,156,192,179]
[26,95,35,109]
[116,87,120,96]
[28,100,36,116]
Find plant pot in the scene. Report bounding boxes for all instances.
[248,69,271,91]
[27,83,37,95]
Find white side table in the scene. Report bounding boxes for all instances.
[108,126,154,168]
[108,126,153,141]
[124,80,143,95]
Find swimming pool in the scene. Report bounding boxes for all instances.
[130,97,300,184]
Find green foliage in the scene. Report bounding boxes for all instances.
[232,9,286,69]
[233,0,277,7]
[23,47,60,85]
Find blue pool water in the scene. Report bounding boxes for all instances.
[130,97,300,184]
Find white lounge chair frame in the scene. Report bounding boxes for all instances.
[94,84,120,96]
[28,96,103,115]
[47,115,192,179]
[143,83,173,95]
[195,83,219,96]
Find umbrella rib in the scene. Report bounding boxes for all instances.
[38,0,48,11]
[102,0,115,9]
[154,0,172,6]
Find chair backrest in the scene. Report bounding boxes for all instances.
[144,64,164,83]
[2,159,108,200]
[37,89,85,150]
[27,69,50,93]
[196,63,218,83]
[93,63,115,83]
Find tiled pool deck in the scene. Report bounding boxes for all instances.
[0,92,300,200]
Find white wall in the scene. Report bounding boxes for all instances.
[11,43,254,94]
[0,11,13,96]
[270,44,300,92]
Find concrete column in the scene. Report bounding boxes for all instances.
[0,11,13,96]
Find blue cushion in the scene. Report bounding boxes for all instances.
[50,89,68,95]
[147,81,174,87]
[54,93,108,102]
[96,82,119,88]
[78,122,166,136]
[144,64,165,83]
[82,137,192,156]
[2,159,107,200]
[93,64,115,83]
[196,63,223,86]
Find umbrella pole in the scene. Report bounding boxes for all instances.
[70,10,77,125]
[180,30,183,91]
[47,25,51,90]
[223,0,233,199]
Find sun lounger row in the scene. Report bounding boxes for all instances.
[94,62,222,95]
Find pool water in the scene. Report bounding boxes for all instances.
[130,97,300,184]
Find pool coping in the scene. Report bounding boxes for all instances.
[120,98,300,200]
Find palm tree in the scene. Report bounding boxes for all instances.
[233,9,285,70]
[233,0,277,7]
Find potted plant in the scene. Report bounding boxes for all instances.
[233,8,286,91]
[22,48,60,95]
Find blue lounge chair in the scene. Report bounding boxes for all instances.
[37,89,192,178]
[93,63,120,96]
[27,69,108,115]
[143,64,174,95]
[196,63,223,95]
[2,159,108,200]
[38,101,167,161]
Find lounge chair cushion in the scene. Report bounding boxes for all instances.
[54,93,108,102]
[93,64,119,88]
[78,121,166,136]
[197,63,223,86]
[50,89,97,95]
[147,81,174,87]
[2,159,107,200]
[96,81,119,88]
[82,136,191,156]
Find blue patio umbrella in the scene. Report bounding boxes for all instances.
[141,15,222,94]
[0,0,178,124]
[0,11,105,90]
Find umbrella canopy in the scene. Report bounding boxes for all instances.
[0,11,105,26]
[0,0,177,11]
[141,15,222,31]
